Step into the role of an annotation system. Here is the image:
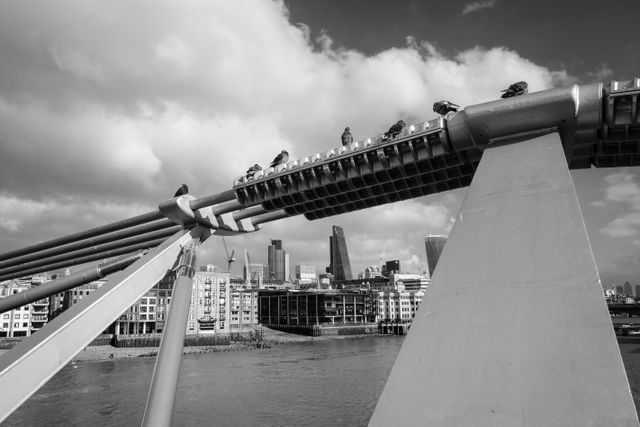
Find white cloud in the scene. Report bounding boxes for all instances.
[50,46,107,83]
[0,0,573,274]
[598,171,640,237]
[462,0,497,15]
[0,195,50,232]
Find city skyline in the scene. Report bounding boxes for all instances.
[0,1,638,285]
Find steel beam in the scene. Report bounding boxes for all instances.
[189,189,237,210]
[142,242,198,427]
[369,133,639,426]
[0,227,203,423]
[251,209,291,225]
[0,237,168,282]
[0,219,175,269]
[0,210,164,262]
[0,226,182,278]
[0,251,145,314]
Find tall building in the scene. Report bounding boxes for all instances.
[329,225,353,281]
[189,268,231,333]
[383,260,400,276]
[0,280,33,337]
[267,239,289,282]
[425,235,448,278]
[115,267,232,335]
[295,264,317,281]
[244,263,265,287]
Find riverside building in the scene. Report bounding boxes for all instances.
[377,290,425,323]
[0,280,33,337]
[114,265,232,335]
[258,290,372,326]
[0,278,52,337]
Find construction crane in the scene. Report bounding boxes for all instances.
[221,237,235,273]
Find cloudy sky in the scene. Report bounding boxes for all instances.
[0,0,638,286]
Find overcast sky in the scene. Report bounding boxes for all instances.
[0,0,639,286]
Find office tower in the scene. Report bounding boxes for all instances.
[267,239,288,282]
[329,225,353,280]
[244,263,264,285]
[383,260,400,276]
[425,235,448,278]
[296,264,317,281]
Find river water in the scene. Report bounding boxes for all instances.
[5,336,640,426]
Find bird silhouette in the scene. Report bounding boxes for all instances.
[433,100,460,116]
[269,150,289,168]
[341,127,353,146]
[245,164,262,179]
[501,81,528,98]
[384,120,406,139]
[174,184,189,197]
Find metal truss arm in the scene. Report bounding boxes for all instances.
[142,241,198,427]
[0,227,204,423]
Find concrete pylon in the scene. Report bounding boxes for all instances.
[369,133,639,426]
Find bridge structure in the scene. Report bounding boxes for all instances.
[0,78,640,425]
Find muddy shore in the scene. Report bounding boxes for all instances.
[71,329,383,363]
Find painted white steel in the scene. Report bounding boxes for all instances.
[0,228,196,423]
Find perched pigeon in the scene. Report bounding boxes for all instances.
[269,150,289,168]
[341,127,353,146]
[174,184,189,197]
[245,164,262,179]
[433,100,460,116]
[501,81,528,98]
[384,120,406,139]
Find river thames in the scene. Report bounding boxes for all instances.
[4,336,640,426]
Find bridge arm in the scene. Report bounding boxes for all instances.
[0,227,205,423]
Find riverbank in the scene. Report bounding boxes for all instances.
[71,329,383,362]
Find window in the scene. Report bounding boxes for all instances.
[22,322,28,327]
[3,314,8,319]
[14,323,19,328]
[23,314,28,319]
[2,323,8,328]
[15,314,20,319]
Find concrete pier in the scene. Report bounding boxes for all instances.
[370,133,639,426]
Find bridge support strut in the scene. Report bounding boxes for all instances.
[142,240,199,427]
[370,133,639,426]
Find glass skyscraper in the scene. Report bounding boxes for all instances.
[267,239,289,282]
[424,234,448,278]
[329,225,353,281]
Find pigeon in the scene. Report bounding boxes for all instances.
[384,120,406,139]
[245,164,262,179]
[174,184,189,197]
[341,127,353,146]
[501,81,528,98]
[433,100,460,116]
[269,150,289,168]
